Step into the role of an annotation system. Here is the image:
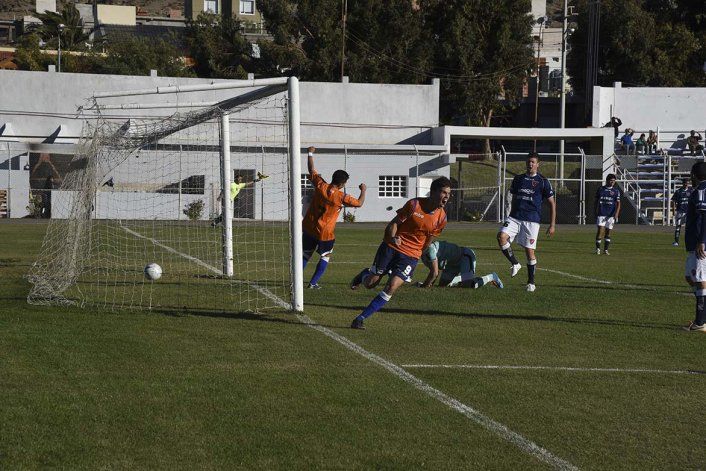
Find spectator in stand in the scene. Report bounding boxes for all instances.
[610,116,622,139]
[620,128,635,155]
[687,130,703,156]
[647,130,658,154]
[636,133,648,155]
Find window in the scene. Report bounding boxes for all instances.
[301,174,313,195]
[378,176,407,198]
[239,0,255,14]
[204,0,218,13]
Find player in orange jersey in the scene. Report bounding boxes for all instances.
[303,146,366,288]
[349,177,451,329]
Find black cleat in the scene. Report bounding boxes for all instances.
[350,269,367,290]
[350,318,365,330]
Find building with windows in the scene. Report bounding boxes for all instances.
[186,0,261,23]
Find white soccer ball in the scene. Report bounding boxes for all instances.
[144,263,162,281]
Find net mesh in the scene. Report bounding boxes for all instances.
[27,91,293,313]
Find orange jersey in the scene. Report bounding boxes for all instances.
[387,198,447,258]
[302,171,362,241]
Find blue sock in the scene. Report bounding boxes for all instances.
[309,256,329,285]
[302,256,310,269]
[356,291,392,321]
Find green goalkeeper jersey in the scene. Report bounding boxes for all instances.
[422,240,464,272]
[230,182,247,200]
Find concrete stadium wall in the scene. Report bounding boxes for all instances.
[592,82,706,133]
[0,70,439,145]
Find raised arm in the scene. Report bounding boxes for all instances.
[357,183,367,206]
[307,146,316,176]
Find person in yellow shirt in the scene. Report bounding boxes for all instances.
[212,173,267,226]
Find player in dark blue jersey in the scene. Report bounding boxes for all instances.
[682,162,706,332]
[671,178,692,246]
[594,174,622,255]
[497,152,556,292]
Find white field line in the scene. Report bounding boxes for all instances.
[295,312,578,471]
[402,364,706,376]
[122,225,577,470]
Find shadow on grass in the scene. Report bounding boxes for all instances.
[305,302,680,331]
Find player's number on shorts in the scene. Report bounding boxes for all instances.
[503,221,510,228]
[403,265,412,276]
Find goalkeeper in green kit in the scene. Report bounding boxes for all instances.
[212,172,268,226]
[418,240,504,289]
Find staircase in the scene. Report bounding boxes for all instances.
[614,153,693,224]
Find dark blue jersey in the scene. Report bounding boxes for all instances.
[672,187,692,213]
[509,173,554,223]
[595,185,622,217]
[684,182,706,251]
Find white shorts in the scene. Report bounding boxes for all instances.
[685,252,706,282]
[675,211,686,226]
[499,216,540,249]
[596,216,615,229]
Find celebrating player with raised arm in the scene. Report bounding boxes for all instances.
[682,162,706,332]
[497,152,556,292]
[672,178,692,247]
[349,177,451,329]
[594,174,622,255]
[419,240,503,289]
[302,146,366,289]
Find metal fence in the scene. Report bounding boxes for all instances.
[450,150,628,225]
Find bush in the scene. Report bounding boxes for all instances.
[26,194,43,218]
[463,209,483,222]
[343,211,356,223]
[183,200,204,220]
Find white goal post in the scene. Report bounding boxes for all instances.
[28,77,303,313]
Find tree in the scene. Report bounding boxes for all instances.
[567,0,706,100]
[98,37,195,77]
[186,13,253,79]
[13,33,52,71]
[32,3,91,51]
[422,0,534,130]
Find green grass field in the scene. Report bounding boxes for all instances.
[1,221,705,469]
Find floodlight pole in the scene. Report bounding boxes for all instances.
[288,77,304,312]
[340,0,348,82]
[559,0,568,187]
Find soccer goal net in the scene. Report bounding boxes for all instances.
[28,77,303,313]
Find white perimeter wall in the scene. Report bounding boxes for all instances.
[0,70,439,145]
[593,82,706,132]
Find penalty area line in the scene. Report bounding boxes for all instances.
[122,225,577,468]
[402,364,706,376]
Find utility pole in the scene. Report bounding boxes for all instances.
[533,17,546,151]
[559,0,568,186]
[340,0,347,82]
[57,23,64,72]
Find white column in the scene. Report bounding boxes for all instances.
[559,0,568,187]
[288,77,304,312]
[220,113,234,278]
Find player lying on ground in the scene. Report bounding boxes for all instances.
[594,173,622,255]
[213,172,268,225]
[672,178,692,247]
[302,146,366,288]
[349,177,451,329]
[417,240,503,289]
[682,161,706,332]
[497,152,556,292]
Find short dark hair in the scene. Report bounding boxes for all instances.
[692,162,706,182]
[606,173,616,181]
[331,170,349,186]
[527,152,540,160]
[430,176,452,194]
